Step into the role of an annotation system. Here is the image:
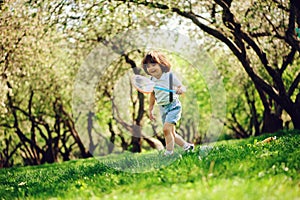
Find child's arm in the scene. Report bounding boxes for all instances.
[149,92,156,121]
[172,74,186,95]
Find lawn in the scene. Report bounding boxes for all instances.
[0,130,299,199]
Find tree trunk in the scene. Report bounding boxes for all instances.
[289,94,300,129]
[291,113,300,129]
[131,125,142,153]
[261,111,283,134]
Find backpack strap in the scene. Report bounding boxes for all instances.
[169,72,173,103]
[150,76,155,95]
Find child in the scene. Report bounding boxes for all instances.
[141,50,194,156]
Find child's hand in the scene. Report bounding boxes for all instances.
[149,110,156,121]
[176,86,185,95]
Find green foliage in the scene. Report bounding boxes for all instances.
[0,130,299,199]
[2,0,299,166]
[212,48,264,136]
[167,53,212,140]
[0,0,87,166]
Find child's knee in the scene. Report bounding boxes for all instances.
[163,124,173,135]
[163,127,169,134]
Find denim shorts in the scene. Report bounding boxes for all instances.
[159,98,182,125]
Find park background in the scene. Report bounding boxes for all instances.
[0,0,300,199]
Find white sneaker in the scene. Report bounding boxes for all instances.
[184,143,195,152]
[164,150,174,156]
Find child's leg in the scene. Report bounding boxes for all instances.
[173,129,194,151]
[174,132,187,147]
[163,122,175,152]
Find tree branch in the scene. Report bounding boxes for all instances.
[288,72,300,97]
[285,0,300,52]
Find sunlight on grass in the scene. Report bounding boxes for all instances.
[0,130,299,200]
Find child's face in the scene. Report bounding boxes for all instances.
[146,63,162,78]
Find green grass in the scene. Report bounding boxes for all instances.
[1,130,300,199]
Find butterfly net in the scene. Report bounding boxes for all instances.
[131,75,155,94]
